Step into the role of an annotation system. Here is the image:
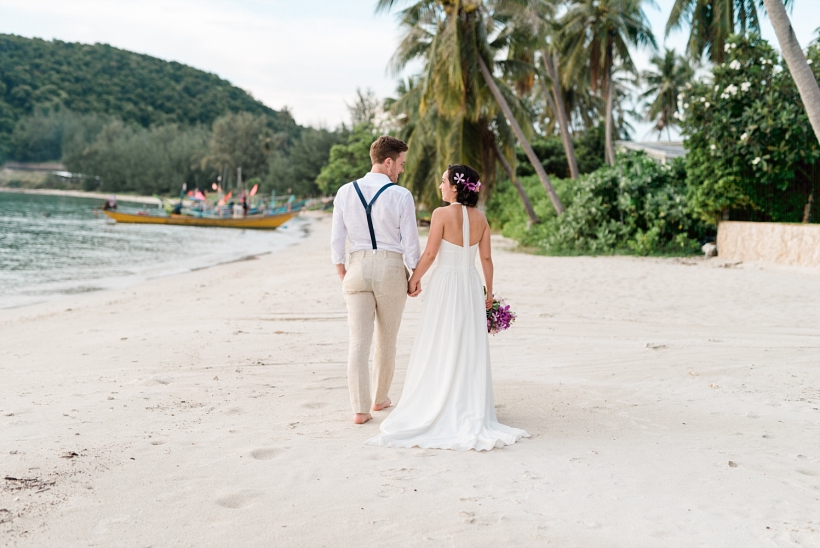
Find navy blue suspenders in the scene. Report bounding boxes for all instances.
[352,181,395,250]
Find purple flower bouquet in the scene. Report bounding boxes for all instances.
[486,295,516,335]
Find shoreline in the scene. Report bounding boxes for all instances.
[0,196,314,311]
[0,186,161,204]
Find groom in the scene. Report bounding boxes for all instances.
[331,136,421,424]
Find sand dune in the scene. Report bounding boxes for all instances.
[2,212,819,546]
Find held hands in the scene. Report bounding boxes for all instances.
[407,276,422,297]
[485,289,493,310]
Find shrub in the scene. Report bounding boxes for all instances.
[514,125,605,180]
[678,34,820,224]
[487,151,706,255]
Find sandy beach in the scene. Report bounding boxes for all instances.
[2,212,820,547]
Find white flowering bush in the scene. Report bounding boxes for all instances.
[679,34,820,224]
[487,152,705,255]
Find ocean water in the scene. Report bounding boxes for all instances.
[0,192,308,309]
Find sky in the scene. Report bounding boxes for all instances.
[0,0,816,135]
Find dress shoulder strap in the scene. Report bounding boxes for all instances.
[462,205,470,273]
[461,205,470,248]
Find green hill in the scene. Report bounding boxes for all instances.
[0,34,296,147]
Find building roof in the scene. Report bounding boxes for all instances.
[615,141,686,163]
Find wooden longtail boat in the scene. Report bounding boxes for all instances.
[102,209,298,229]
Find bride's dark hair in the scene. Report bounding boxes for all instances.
[446,164,481,207]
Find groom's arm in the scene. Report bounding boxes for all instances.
[399,193,421,270]
[331,191,347,280]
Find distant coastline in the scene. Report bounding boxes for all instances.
[0,186,160,205]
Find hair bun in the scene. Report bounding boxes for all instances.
[447,164,482,207]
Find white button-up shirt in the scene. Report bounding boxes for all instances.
[331,172,421,268]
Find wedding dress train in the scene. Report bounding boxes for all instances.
[366,206,529,451]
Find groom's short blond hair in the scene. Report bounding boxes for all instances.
[370,136,408,165]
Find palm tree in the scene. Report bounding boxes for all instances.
[760,0,820,145]
[384,76,443,208]
[666,0,793,64]
[559,0,656,166]
[541,49,580,178]
[498,0,581,179]
[640,48,694,140]
[666,0,758,63]
[492,140,540,223]
[377,0,565,214]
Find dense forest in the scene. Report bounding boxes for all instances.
[0,34,345,196]
[0,34,295,142]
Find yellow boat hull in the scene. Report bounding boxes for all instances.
[103,210,298,229]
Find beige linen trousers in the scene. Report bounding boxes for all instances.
[342,250,408,414]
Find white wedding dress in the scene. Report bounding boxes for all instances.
[366,205,529,451]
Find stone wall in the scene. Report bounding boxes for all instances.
[717,221,820,268]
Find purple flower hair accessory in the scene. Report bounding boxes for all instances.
[453,172,481,193]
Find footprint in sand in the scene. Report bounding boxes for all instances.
[225,407,243,415]
[796,469,820,477]
[379,468,419,481]
[142,376,171,386]
[459,511,476,524]
[377,484,406,498]
[250,448,281,460]
[301,402,329,409]
[216,490,261,509]
[150,440,167,446]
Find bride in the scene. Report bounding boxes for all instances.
[366,164,529,451]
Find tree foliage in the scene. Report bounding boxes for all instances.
[0,34,296,158]
[515,125,606,179]
[205,112,276,180]
[63,120,214,194]
[316,124,379,196]
[678,34,820,224]
[265,127,343,197]
[666,0,793,63]
[0,35,343,197]
[558,0,656,164]
[640,48,694,139]
[378,0,546,209]
[9,103,111,162]
[488,151,707,255]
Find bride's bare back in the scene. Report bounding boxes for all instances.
[439,204,487,247]
[408,203,493,310]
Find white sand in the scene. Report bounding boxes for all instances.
[2,212,819,546]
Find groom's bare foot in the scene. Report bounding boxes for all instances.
[353,413,372,424]
[372,397,392,411]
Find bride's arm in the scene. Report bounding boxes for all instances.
[478,218,493,310]
[407,208,444,296]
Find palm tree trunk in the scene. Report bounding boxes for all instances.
[542,51,580,179]
[478,56,565,215]
[604,73,615,166]
[492,140,540,224]
[761,0,820,145]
